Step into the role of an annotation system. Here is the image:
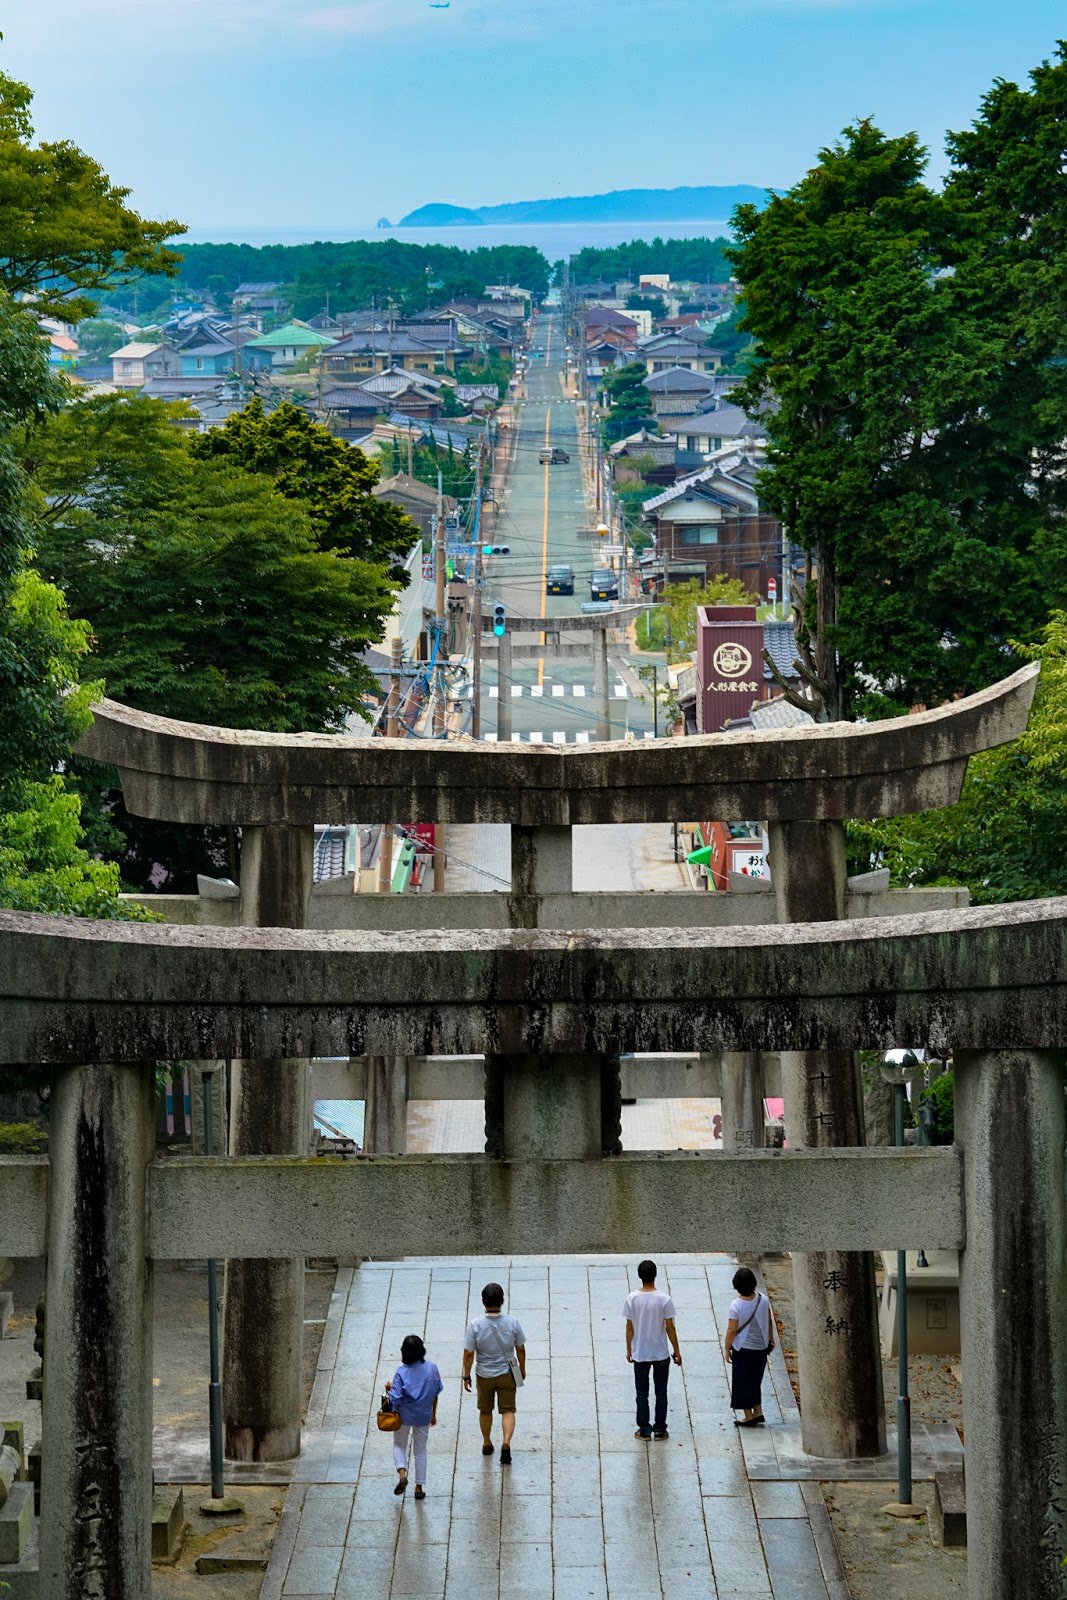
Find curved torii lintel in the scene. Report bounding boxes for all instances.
[74,661,1039,827]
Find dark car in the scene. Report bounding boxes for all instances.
[546,563,575,595]
[589,566,619,601]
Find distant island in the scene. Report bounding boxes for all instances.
[398,184,775,228]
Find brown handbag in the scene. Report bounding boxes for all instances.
[376,1389,402,1433]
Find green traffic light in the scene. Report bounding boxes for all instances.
[493,623,505,636]
[482,545,492,556]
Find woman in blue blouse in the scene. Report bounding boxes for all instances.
[389,1335,443,1498]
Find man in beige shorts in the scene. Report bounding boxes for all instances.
[461,1281,527,1465]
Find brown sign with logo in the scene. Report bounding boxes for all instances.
[697,618,765,732]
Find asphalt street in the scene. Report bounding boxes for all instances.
[480,311,655,743]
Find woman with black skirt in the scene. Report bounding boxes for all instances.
[725,1266,774,1426]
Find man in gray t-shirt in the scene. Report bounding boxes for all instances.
[462,1282,526,1464]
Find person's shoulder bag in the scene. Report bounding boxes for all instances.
[377,1385,402,1432]
[484,1316,524,1389]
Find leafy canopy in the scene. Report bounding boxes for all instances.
[0,68,182,319]
[637,575,756,659]
[0,292,146,919]
[190,399,417,583]
[27,394,400,731]
[848,615,1067,904]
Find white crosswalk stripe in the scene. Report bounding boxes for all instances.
[530,685,543,697]
[572,684,586,697]
[551,731,567,744]
[613,684,627,699]
[527,731,544,743]
[575,730,590,744]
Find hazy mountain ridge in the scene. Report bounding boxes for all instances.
[398,185,775,227]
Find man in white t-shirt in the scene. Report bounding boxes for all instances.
[623,1258,682,1440]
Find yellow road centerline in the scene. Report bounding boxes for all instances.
[537,316,553,687]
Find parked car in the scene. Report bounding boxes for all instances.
[546,563,575,595]
[538,446,570,464]
[589,566,619,601]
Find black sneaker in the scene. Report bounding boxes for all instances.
[500,1445,512,1465]
[634,1429,652,1440]
[653,1430,669,1440]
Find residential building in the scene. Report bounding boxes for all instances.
[586,307,639,340]
[641,454,784,597]
[671,404,766,456]
[319,387,384,441]
[109,341,182,388]
[243,321,336,370]
[372,473,459,540]
[232,281,288,318]
[324,325,468,377]
[637,333,724,375]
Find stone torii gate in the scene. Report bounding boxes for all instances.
[0,902,1064,1600]
[1,661,1063,1599]
[75,662,1035,1465]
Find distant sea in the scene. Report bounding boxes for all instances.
[180,220,734,259]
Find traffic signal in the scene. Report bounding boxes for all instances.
[492,603,506,637]
[483,544,511,556]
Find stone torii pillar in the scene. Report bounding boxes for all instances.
[954,1049,1066,1600]
[41,1064,155,1600]
[222,823,314,1462]
[768,819,886,1458]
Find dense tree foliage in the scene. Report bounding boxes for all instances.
[0,294,144,917]
[0,69,181,319]
[600,362,656,445]
[848,617,1067,903]
[191,399,417,582]
[24,396,400,889]
[103,239,549,320]
[637,576,756,658]
[567,236,731,287]
[729,109,1067,720]
[27,396,399,730]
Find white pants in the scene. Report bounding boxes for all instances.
[393,1423,430,1484]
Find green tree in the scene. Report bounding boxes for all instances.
[190,399,417,582]
[729,119,1063,720]
[0,292,143,918]
[848,616,1067,905]
[637,575,756,658]
[74,317,125,364]
[0,68,182,320]
[25,395,400,889]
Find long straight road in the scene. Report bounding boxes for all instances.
[479,311,654,744]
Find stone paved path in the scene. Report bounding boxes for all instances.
[262,1254,848,1600]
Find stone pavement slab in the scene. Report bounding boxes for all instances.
[261,1255,851,1600]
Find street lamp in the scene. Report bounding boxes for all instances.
[879,1048,922,1511]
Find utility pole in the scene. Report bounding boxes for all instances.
[377,636,403,893]
[406,425,414,477]
[472,442,485,741]
[433,472,447,891]
[497,625,513,742]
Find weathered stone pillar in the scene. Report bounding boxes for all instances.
[509,824,572,928]
[954,1050,1066,1600]
[485,1053,621,1159]
[41,1064,154,1600]
[223,823,313,1462]
[769,819,886,1458]
[497,629,513,742]
[720,1052,766,1152]
[594,630,611,741]
[363,1056,408,1155]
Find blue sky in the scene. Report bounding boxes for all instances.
[3,1,1064,231]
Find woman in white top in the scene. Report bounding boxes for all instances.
[724,1265,774,1426]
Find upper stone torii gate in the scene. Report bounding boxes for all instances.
[73,661,1039,1466]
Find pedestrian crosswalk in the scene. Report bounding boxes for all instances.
[481,730,657,744]
[471,681,631,701]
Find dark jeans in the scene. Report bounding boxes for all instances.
[633,1358,670,1435]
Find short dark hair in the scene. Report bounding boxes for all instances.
[637,1259,657,1285]
[482,1282,505,1309]
[732,1267,758,1295]
[401,1334,426,1364]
